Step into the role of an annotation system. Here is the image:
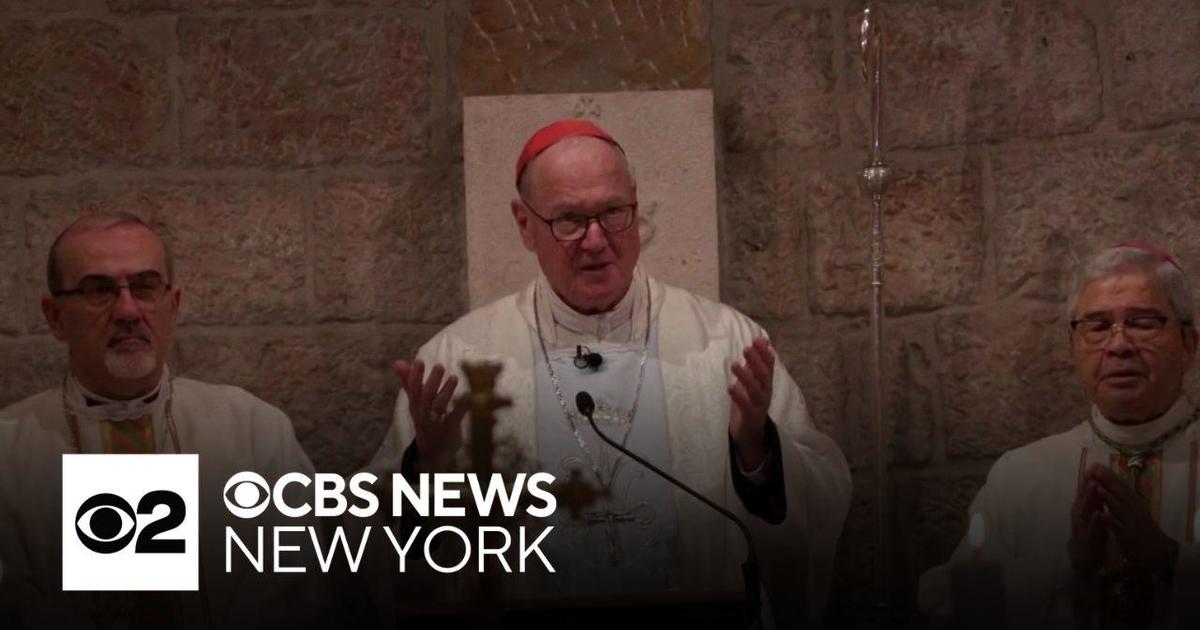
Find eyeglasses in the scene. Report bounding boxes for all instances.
[52,272,171,309]
[1069,313,1178,347]
[521,200,637,241]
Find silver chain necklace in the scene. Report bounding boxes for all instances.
[1088,404,1199,487]
[532,276,652,490]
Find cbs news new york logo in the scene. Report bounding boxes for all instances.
[62,455,199,591]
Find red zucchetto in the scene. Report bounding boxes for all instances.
[514,119,623,188]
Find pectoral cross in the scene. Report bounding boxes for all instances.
[585,504,639,565]
[1126,453,1147,497]
[552,468,607,520]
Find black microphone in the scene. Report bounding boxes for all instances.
[573,345,603,370]
[574,391,764,630]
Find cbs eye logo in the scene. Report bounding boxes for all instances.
[75,491,186,554]
[223,471,271,518]
[62,454,199,591]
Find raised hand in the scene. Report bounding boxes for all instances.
[729,337,775,471]
[1069,463,1111,579]
[1089,464,1179,575]
[395,358,465,471]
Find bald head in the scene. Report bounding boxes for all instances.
[47,212,173,294]
[517,136,636,204]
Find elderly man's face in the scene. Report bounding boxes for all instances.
[42,223,180,399]
[513,137,640,314]
[1071,270,1197,423]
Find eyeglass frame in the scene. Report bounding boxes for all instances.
[1068,311,1192,347]
[519,198,639,242]
[51,271,173,310]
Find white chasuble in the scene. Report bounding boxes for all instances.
[920,397,1200,629]
[362,270,852,629]
[532,326,677,595]
[0,377,328,629]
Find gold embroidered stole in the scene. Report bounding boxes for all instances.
[1075,440,1200,629]
[99,415,156,454]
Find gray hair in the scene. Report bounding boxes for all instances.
[1067,246,1195,325]
[46,211,174,293]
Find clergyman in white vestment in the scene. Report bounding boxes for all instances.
[362,120,852,628]
[0,212,329,629]
[920,243,1200,629]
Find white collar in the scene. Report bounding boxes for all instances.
[535,266,649,347]
[64,366,171,422]
[1090,395,1194,447]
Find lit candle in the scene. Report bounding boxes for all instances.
[968,512,985,551]
[951,514,1007,629]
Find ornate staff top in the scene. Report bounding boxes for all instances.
[860,4,890,193]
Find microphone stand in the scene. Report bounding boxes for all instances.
[575,392,764,630]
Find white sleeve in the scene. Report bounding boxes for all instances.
[919,462,1079,629]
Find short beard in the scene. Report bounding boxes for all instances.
[104,348,158,381]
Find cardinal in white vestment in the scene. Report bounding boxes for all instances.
[361,120,852,628]
[0,212,329,629]
[921,242,1200,629]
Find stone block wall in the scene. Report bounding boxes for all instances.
[1,0,1197,625]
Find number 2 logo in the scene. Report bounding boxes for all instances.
[74,491,187,554]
